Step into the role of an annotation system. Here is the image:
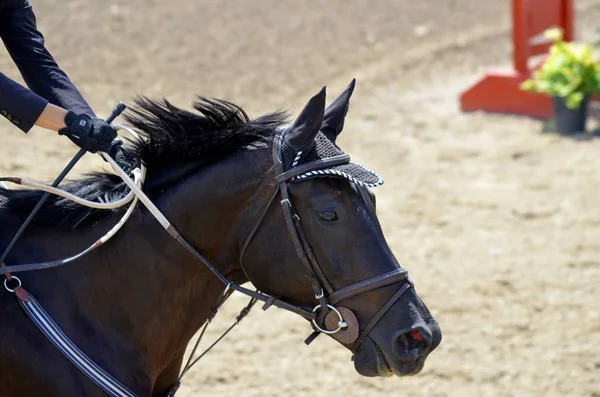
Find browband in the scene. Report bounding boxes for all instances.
[274,154,351,183]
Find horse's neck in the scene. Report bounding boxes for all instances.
[1,148,272,391]
[122,148,273,381]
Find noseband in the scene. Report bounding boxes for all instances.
[238,130,413,349]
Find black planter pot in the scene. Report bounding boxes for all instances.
[552,95,590,134]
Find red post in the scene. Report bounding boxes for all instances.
[512,0,527,73]
[459,0,576,119]
[563,0,574,41]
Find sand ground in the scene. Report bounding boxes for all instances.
[1,1,599,396]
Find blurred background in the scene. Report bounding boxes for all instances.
[1,1,600,396]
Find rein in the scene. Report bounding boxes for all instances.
[0,124,412,396]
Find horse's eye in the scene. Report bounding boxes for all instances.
[318,211,339,222]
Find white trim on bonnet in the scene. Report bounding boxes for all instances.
[292,151,303,168]
[295,166,384,188]
[355,164,384,183]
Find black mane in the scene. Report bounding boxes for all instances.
[0,97,287,229]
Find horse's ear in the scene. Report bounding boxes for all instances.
[321,78,356,142]
[286,86,326,151]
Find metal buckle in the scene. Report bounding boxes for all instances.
[4,276,21,293]
[311,304,348,334]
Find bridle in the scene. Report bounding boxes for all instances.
[0,126,412,396]
[236,129,413,349]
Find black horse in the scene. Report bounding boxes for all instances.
[0,81,441,396]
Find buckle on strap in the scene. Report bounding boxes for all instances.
[315,289,325,300]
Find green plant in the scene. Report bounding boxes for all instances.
[521,27,600,109]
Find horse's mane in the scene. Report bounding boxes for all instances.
[0,97,287,229]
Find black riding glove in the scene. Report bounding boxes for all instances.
[58,111,117,153]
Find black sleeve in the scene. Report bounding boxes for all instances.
[0,0,95,124]
[0,72,48,132]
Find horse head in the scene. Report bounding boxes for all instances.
[237,81,441,376]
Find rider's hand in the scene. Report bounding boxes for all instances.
[58,111,117,153]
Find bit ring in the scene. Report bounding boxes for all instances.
[311,304,348,334]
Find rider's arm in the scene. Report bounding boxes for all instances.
[0,71,49,132]
[0,0,95,117]
[35,103,68,131]
[0,1,117,153]
[0,72,116,152]
[0,73,67,133]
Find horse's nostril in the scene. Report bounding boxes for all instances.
[397,332,424,351]
[408,330,422,341]
[393,327,432,360]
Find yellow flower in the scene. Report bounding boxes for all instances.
[545,27,563,42]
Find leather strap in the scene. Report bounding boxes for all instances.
[352,282,412,350]
[274,137,329,315]
[328,268,408,305]
[274,154,351,183]
[292,213,334,295]
[19,293,137,397]
[0,257,80,275]
[174,233,317,320]
[238,186,280,267]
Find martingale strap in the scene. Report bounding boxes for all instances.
[17,292,137,397]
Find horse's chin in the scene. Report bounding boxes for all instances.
[352,338,425,377]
